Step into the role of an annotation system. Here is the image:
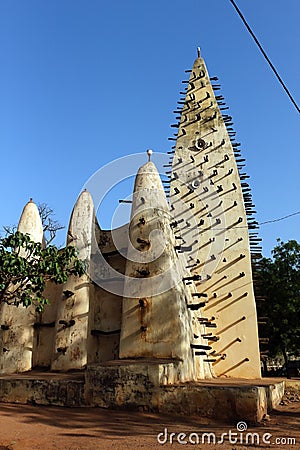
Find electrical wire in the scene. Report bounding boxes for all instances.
[229,0,300,114]
[209,209,300,230]
[259,210,300,226]
[212,210,300,230]
[171,210,300,231]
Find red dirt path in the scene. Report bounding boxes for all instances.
[0,400,299,450]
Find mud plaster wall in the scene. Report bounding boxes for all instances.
[170,56,261,378]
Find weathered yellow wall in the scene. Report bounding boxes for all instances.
[32,281,62,368]
[51,191,96,371]
[0,54,261,381]
[119,162,213,381]
[170,55,261,378]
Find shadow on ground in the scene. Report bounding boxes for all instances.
[0,401,299,449]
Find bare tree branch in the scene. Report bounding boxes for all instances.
[37,203,65,245]
[2,203,65,246]
[3,225,17,236]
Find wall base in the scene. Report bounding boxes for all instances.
[0,361,285,424]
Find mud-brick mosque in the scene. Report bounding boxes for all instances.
[0,50,284,422]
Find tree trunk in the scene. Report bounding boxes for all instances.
[282,346,291,379]
[262,358,268,376]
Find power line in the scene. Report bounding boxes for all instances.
[229,0,300,114]
[212,210,300,230]
[167,208,300,231]
[259,210,300,226]
[192,211,300,230]
[236,210,300,229]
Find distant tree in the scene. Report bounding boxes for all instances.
[0,231,86,312]
[3,202,64,246]
[255,239,300,378]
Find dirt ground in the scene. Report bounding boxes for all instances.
[0,392,299,450]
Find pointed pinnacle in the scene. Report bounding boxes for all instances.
[147,149,153,162]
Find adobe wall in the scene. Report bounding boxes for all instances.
[0,53,261,381]
[169,54,261,378]
[119,161,213,381]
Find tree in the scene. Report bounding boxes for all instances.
[3,202,65,246]
[255,239,300,378]
[0,231,86,312]
[36,202,65,245]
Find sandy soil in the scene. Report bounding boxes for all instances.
[0,397,299,450]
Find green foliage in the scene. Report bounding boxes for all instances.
[0,231,86,312]
[255,239,300,367]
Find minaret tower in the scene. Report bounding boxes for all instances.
[169,49,261,378]
[0,199,44,374]
[119,155,213,381]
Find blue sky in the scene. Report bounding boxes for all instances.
[0,0,299,256]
